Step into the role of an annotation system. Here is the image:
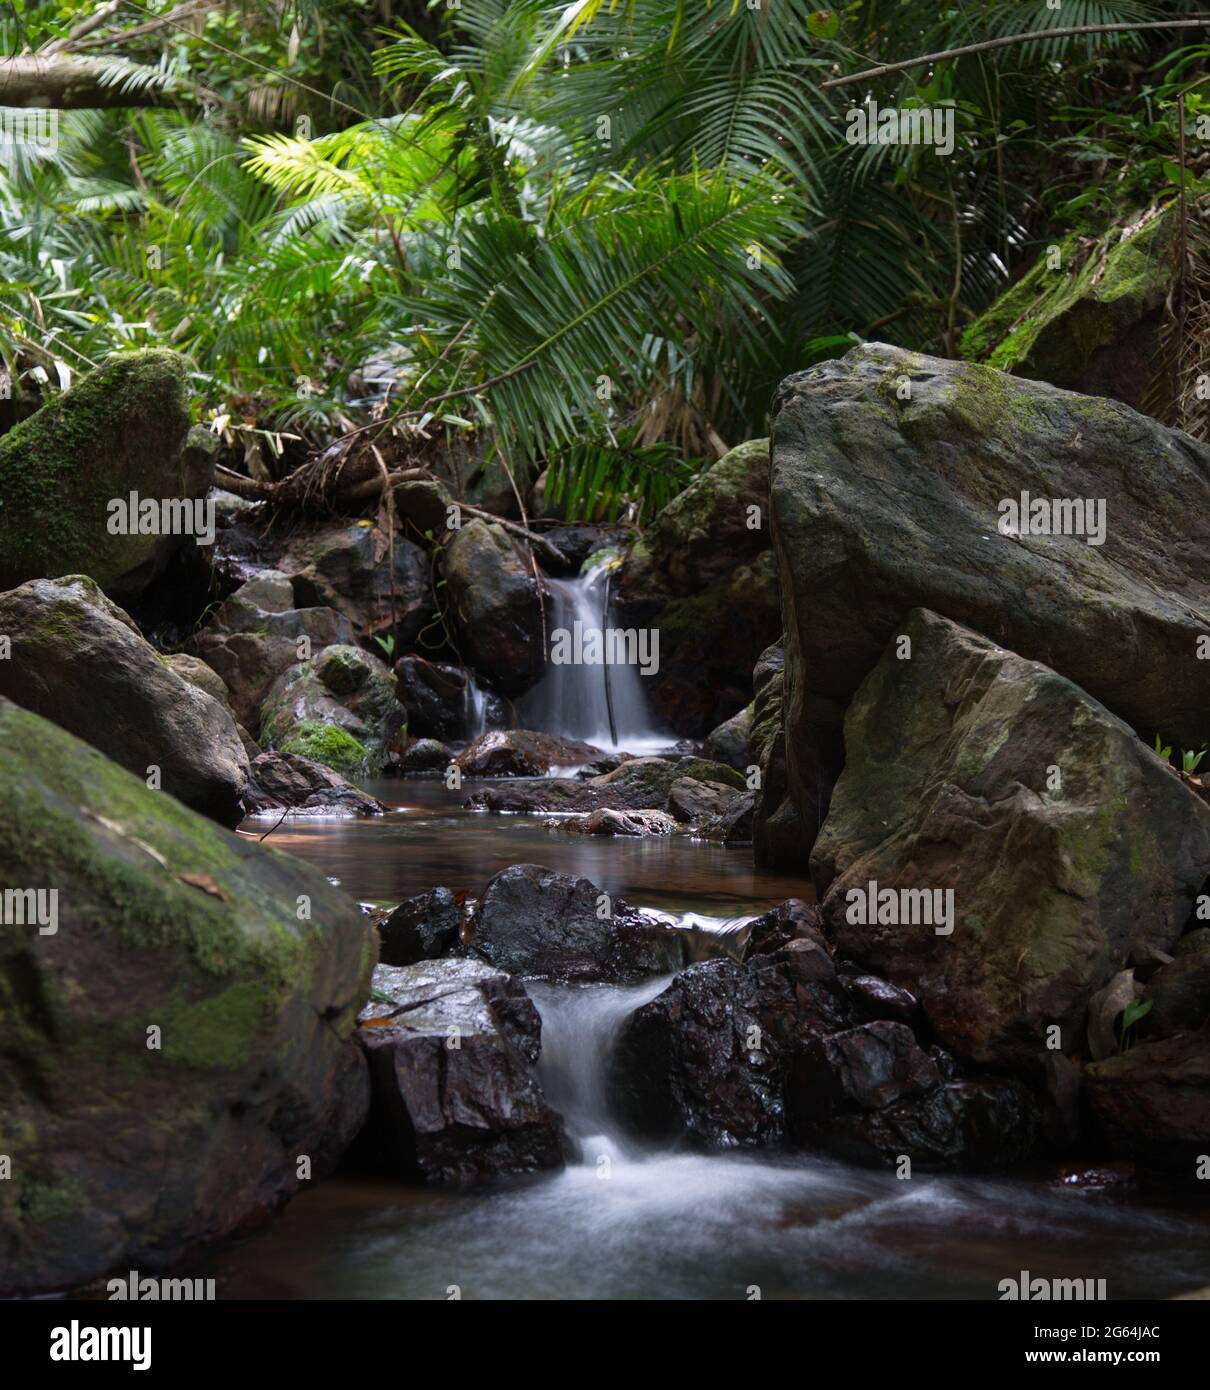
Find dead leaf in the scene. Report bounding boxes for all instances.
[177,873,227,901]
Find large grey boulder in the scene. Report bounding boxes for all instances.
[770,342,1210,849]
[0,575,251,826]
[0,699,374,1296]
[811,609,1210,1074]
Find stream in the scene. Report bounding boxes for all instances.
[199,780,1210,1300]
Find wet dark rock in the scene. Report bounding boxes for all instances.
[379,887,464,966]
[771,342,1210,851]
[694,790,755,844]
[790,1021,941,1118]
[1086,1033,1210,1180]
[244,749,385,818]
[1177,928,1210,958]
[456,728,605,777]
[1144,952,1210,1037]
[468,863,687,984]
[394,654,497,741]
[840,974,921,1027]
[742,898,826,961]
[749,641,801,871]
[356,960,567,1184]
[666,775,745,824]
[703,704,753,772]
[403,736,452,773]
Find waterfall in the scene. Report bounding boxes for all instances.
[463,674,489,738]
[518,554,670,753]
[527,977,671,1166]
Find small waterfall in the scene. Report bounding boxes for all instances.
[463,674,489,738]
[519,554,670,752]
[528,977,671,1165]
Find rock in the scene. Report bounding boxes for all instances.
[771,342,1210,850]
[0,576,251,826]
[165,653,232,710]
[244,750,386,818]
[393,476,455,536]
[455,729,606,777]
[468,863,688,983]
[841,974,921,1028]
[611,960,786,1147]
[961,206,1177,413]
[466,779,648,815]
[666,775,745,824]
[443,519,549,693]
[403,736,452,773]
[592,754,746,801]
[790,1021,941,1117]
[379,887,463,966]
[811,608,1210,1075]
[703,704,753,771]
[0,698,374,1296]
[614,439,780,736]
[1177,928,1210,958]
[1086,969,1141,1062]
[259,642,400,777]
[742,897,826,960]
[0,350,203,604]
[749,641,801,870]
[796,1078,1038,1172]
[192,571,357,729]
[549,808,678,836]
[356,960,567,1183]
[694,790,755,844]
[394,655,477,741]
[280,521,429,643]
[1086,1033,1210,1179]
[1145,952,1210,1037]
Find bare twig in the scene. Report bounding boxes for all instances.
[820,19,1210,90]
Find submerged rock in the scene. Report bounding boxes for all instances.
[0,349,203,604]
[468,863,688,984]
[811,609,1210,1075]
[549,808,678,837]
[770,342,1210,850]
[0,698,374,1296]
[0,575,251,826]
[356,960,567,1184]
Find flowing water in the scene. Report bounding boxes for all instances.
[518,555,672,754]
[200,779,1210,1300]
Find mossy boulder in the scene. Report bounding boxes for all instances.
[811,610,1210,1076]
[0,575,251,826]
[614,440,780,736]
[0,350,206,603]
[0,698,375,1295]
[771,341,1210,852]
[960,207,1177,411]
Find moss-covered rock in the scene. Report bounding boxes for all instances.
[0,350,205,601]
[960,207,1177,411]
[0,698,375,1295]
[278,720,373,779]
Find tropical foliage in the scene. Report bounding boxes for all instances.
[0,0,1206,517]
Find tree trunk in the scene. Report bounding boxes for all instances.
[0,55,194,109]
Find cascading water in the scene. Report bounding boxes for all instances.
[463,673,490,739]
[518,553,671,753]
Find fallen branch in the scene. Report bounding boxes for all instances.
[0,54,201,108]
[820,19,1210,90]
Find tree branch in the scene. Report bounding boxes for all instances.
[0,54,199,108]
[820,19,1210,91]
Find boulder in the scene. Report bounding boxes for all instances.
[455,728,606,777]
[770,342,1210,849]
[694,791,756,844]
[1086,1033,1210,1179]
[244,750,386,817]
[393,476,455,537]
[259,642,400,777]
[0,576,251,826]
[614,439,780,736]
[0,698,374,1296]
[443,519,549,693]
[550,808,678,837]
[379,887,464,966]
[468,863,688,983]
[789,1021,941,1117]
[1144,952,1210,1037]
[667,775,745,824]
[165,653,232,710]
[703,703,753,771]
[403,736,453,773]
[394,654,487,741]
[811,609,1210,1074]
[356,960,567,1183]
[280,520,429,643]
[960,206,1178,413]
[192,571,357,729]
[749,641,801,869]
[0,349,203,604]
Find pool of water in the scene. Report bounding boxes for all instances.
[212,777,1210,1300]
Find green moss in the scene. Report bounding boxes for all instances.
[162,979,283,1069]
[279,719,371,777]
[316,643,370,697]
[0,350,191,592]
